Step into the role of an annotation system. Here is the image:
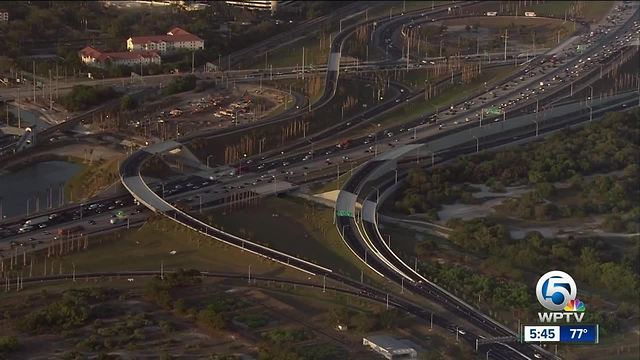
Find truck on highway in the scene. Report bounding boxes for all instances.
[24,215,49,227]
[57,225,85,237]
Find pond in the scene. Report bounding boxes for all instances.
[0,160,82,219]
[8,104,52,130]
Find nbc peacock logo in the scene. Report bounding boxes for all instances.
[564,299,586,312]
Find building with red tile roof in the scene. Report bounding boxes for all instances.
[78,46,161,68]
[126,27,204,53]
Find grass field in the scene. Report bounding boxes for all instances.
[440,16,577,51]
[240,25,335,70]
[41,216,304,279]
[366,1,451,20]
[205,196,384,283]
[471,1,614,24]
[66,156,121,201]
[522,1,614,23]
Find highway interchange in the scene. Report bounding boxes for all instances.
[1,1,639,359]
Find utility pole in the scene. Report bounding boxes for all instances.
[17,86,21,128]
[56,63,59,100]
[406,28,410,71]
[49,69,52,110]
[302,47,305,80]
[504,29,508,61]
[32,61,36,103]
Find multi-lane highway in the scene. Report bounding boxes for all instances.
[115,4,637,360]
[1,2,638,358]
[336,92,639,360]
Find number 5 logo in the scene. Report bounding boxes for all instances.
[536,270,577,311]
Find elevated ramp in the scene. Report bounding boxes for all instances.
[0,126,26,136]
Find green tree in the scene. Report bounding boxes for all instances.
[120,95,137,111]
[0,336,18,353]
[198,306,225,330]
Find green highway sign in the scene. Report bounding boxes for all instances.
[485,106,503,116]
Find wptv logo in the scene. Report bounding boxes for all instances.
[536,270,586,323]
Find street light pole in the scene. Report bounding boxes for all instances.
[570,81,573,96]
[503,29,509,61]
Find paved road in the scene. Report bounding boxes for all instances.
[337,94,639,360]
[2,3,636,358]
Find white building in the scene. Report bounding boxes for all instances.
[363,335,418,360]
[79,46,161,68]
[224,0,294,12]
[127,27,204,54]
[0,9,8,22]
